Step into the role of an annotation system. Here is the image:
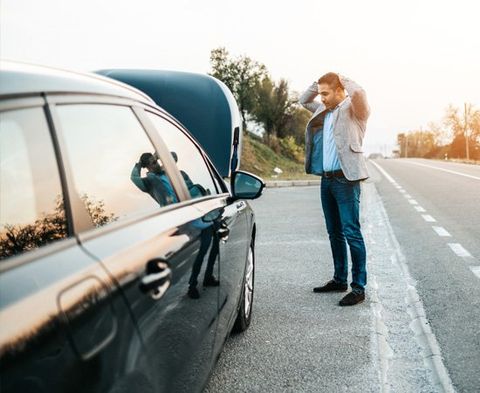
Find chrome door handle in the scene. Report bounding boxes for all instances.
[139,259,172,300]
[217,226,230,242]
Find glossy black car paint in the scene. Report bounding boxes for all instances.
[0,62,264,393]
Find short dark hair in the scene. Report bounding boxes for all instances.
[318,72,343,90]
[139,152,154,168]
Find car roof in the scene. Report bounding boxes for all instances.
[0,60,155,104]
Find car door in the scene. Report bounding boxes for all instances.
[52,101,219,392]
[143,111,250,353]
[196,196,249,352]
[0,104,143,393]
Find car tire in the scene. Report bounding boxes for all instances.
[232,240,255,333]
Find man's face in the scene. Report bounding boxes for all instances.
[318,83,343,110]
[147,156,162,173]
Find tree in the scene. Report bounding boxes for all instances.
[0,195,116,260]
[209,47,267,131]
[284,103,311,146]
[0,196,67,259]
[397,133,407,157]
[397,130,438,158]
[209,48,310,154]
[209,47,237,94]
[396,103,480,160]
[253,77,297,142]
[444,103,480,159]
[81,194,117,227]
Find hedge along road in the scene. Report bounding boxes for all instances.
[205,161,457,393]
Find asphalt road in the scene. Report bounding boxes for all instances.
[205,159,479,393]
[205,183,380,393]
[368,158,480,393]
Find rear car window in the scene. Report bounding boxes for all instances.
[56,104,178,228]
[147,112,218,199]
[0,107,68,260]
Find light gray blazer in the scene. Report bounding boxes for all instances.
[299,75,370,181]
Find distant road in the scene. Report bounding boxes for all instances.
[369,158,480,393]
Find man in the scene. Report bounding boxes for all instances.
[187,217,220,299]
[130,152,178,206]
[300,72,370,306]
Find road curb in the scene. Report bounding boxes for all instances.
[265,180,320,188]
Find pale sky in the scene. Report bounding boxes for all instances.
[1,0,479,155]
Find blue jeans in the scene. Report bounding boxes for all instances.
[320,177,367,292]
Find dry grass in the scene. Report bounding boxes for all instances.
[239,133,319,180]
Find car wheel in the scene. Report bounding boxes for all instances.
[232,241,255,333]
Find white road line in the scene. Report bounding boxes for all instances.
[369,160,396,183]
[402,161,480,181]
[414,206,426,212]
[408,199,418,205]
[432,226,451,237]
[448,243,473,258]
[470,266,480,279]
[404,194,412,199]
[422,215,437,222]
[399,189,406,193]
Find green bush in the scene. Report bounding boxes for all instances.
[279,136,304,163]
[263,135,281,154]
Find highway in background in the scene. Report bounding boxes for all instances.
[369,158,480,393]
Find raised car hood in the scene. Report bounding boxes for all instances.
[96,69,242,178]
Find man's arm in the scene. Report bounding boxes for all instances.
[130,163,148,192]
[299,82,322,114]
[339,75,370,121]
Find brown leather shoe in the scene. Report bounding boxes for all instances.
[313,280,348,293]
[339,291,365,306]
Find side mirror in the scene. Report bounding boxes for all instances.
[231,171,265,200]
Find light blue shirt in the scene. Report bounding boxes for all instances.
[310,100,345,175]
[322,109,342,172]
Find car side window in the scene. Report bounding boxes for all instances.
[56,105,178,229]
[146,112,218,199]
[0,107,68,261]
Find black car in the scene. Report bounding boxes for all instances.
[0,61,264,393]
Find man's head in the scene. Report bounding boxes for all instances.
[317,72,345,110]
[140,152,162,173]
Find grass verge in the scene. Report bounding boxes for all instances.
[239,133,319,180]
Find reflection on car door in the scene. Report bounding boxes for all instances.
[78,207,220,392]
[0,106,144,393]
[194,196,249,353]
[0,241,148,393]
[55,103,219,392]
[143,110,250,353]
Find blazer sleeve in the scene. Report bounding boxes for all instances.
[130,163,148,192]
[299,82,321,113]
[339,75,370,121]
